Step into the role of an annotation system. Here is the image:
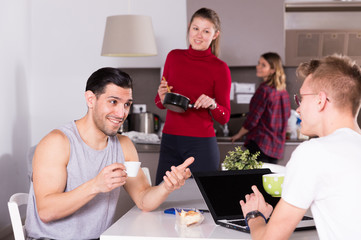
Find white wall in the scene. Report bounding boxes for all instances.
[30,0,187,143]
[0,0,31,236]
[0,0,187,235]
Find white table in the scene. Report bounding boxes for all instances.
[101,179,319,240]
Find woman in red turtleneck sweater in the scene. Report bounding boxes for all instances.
[154,8,231,185]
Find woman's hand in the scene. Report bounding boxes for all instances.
[194,94,216,110]
[231,127,249,143]
[231,132,242,142]
[158,77,172,103]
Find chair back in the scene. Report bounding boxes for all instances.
[141,167,152,186]
[8,193,28,240]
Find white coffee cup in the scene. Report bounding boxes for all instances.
[124,161,141,177]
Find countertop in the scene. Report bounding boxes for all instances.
[135,138,304,153]
[135,142,161,153]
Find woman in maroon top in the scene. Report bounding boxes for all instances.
[154,8,231,185]
[231,52,291,163]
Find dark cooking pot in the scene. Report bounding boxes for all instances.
[163,92,194,113]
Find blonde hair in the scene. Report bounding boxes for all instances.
[188,8,221,57]
[262,52,286,91]
[297,54,361,116]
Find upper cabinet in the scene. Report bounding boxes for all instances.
[284,1,361,66]
[187,0,285,66]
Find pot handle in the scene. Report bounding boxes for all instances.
[230,112,248,118]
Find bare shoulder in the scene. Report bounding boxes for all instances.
[34,129,70,165]
[117,133,133,146]
[37,129,69,150]
[117,134,139,162]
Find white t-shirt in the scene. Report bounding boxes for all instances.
[282,128,361,240]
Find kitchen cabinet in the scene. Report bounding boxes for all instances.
[187,0,285,66]
[138,151,160,185]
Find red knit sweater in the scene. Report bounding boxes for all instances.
[155,46,231,137]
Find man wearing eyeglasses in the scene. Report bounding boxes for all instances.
[239,54,361,239]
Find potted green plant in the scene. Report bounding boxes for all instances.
[222,146,262,170]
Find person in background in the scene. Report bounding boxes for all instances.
[154,8,231,185]
[25,67,194,239]
[240,54,361,239]
[231,52,290,164]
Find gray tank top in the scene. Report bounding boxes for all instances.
[25,121,124,239]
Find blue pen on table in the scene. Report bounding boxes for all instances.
[164,208,209,215]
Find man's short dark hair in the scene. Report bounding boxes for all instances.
[86,67,133,96]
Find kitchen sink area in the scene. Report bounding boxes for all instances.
[215,137,233,143]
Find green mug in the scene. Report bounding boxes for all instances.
[262,173,285,197]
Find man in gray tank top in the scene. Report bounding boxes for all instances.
[25,68,194,240]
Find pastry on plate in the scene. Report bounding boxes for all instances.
[179,209,203,227]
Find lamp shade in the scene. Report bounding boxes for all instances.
[101,15,157,57]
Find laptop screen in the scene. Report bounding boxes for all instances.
[193,169,280,221]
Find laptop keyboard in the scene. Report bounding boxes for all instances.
[302,216,313,220]
[229,215,312,227]
[229,219,246,226]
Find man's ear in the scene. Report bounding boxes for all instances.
[85,90,96,109]
[317,91,328,111]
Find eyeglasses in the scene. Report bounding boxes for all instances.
[294,93,330,107]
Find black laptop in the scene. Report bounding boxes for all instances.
[193,168,315,233]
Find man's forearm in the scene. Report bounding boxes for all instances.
[36,178,100,223]
[248,217,268,240]
[136,183,172,212]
